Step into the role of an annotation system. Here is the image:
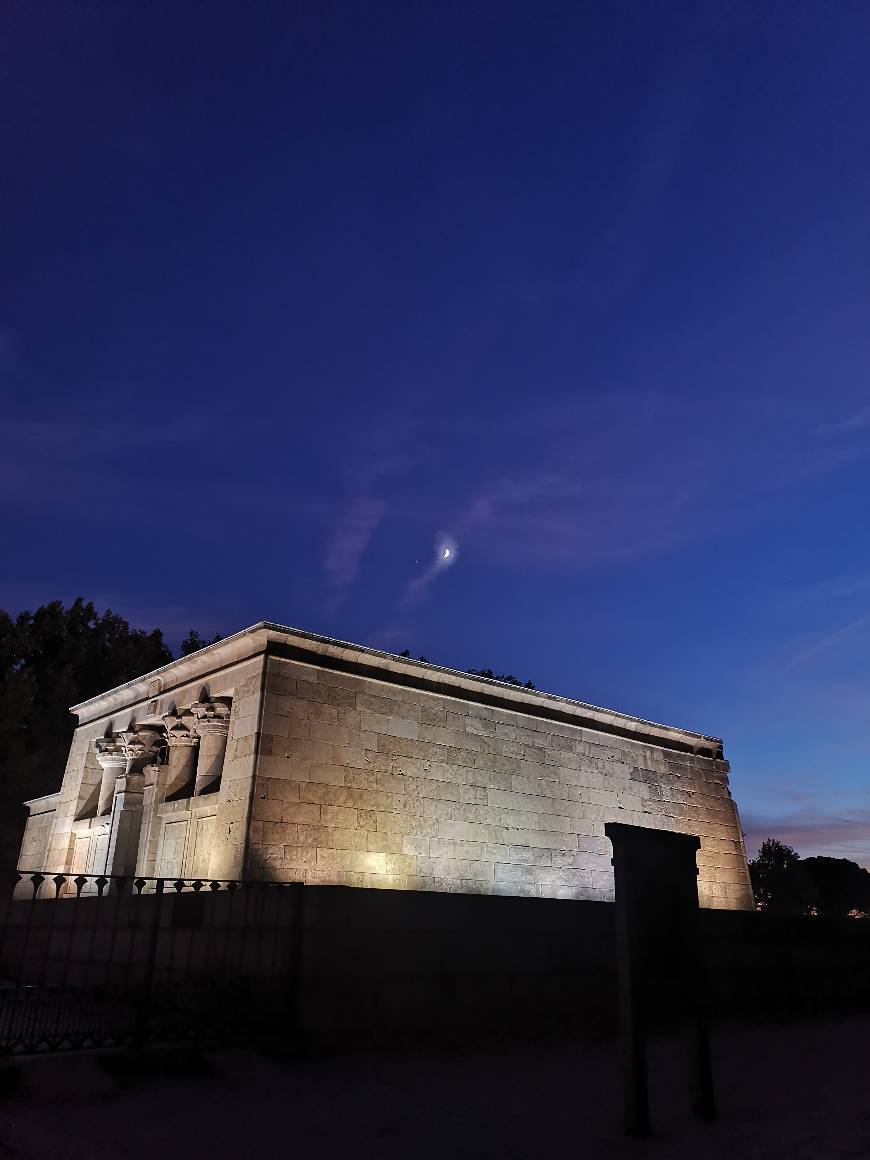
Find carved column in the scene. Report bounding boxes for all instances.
[97,727,161,876]
[95,736,127,817]
[190,698,232,795]
[162,710,200,799]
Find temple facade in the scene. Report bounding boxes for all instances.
[17,622,754,908]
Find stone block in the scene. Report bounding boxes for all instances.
[387,717,418,741]
[437,820,467,841]
[266,779,300,801]
[269,658,318,683]
[253,797,282,822]
[263,821,297,844]
[320,804,359,830]
[367,831,404,853]
[298,763,346,787]
[315,848,387,874]
[427,837,453,858]
[402,835,429,856]
[384,853,418,875]
[298,824,368,851]
[282,801,321,825]
[493,862,537,884]
[282,845,316,868]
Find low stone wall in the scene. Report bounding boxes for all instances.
[293,887,617,1040]
[4,885,870,1050]
[292,890,870,1040]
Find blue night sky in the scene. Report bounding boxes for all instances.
[3,3,870,862]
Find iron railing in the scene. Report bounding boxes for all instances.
[0,871,305,1056]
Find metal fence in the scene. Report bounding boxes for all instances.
[0,871,305,1056]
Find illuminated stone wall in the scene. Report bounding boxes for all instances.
[248,651,753,909]
[18,623,753,909]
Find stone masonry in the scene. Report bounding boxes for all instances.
[17,622,754,908]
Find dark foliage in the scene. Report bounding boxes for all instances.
[802,856,870,917]
[398,649,535,688]
[0,600,216,868]
[749,838,870,916]
[180,630,224,656]
[748,838,816,914]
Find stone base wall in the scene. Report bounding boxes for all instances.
[247,656,753,908]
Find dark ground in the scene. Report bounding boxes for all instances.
[1,1016,869,1159]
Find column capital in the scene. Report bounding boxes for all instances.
[163,711,199,747]
[94,736,126,771]
[190,697,232,737]
[118,725,163,768]
[96,726,163,772]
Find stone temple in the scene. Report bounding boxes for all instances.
[18,622,754,908]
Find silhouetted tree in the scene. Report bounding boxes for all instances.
[0,600,216,868]
[801,856,870,917]
[749,838,816,914]
[179,630,223,656]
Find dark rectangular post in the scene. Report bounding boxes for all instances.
[606,823,715,1136]
[134,879,165,1049]
[609,832,651,1137]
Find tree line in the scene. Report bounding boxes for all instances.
[749,837,870,918]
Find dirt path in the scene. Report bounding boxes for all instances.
[1,1017,868,1159]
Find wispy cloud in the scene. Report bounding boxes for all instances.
[790,572,870,605]
[0,414,205,452]
[323,494,386,615]
[362,387,868,647]
[743,807,870,868]
[0,411,227,511]
[418,396,711,572]
[784,610,870,670]
[818,406,870,436]
[321,443,425,616]
[371,536,458,648]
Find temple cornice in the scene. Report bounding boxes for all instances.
[68,621,724,758]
